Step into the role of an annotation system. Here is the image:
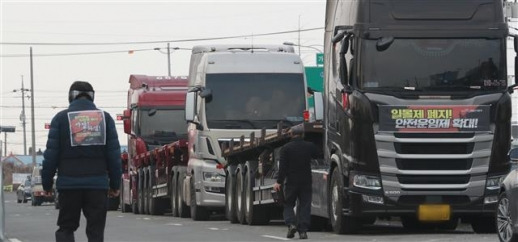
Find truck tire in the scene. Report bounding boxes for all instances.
[31,195,36,206]
[329,168,361,234]
[143,167,150,215]
[171,167,179,217]
[244,162,269,225]
[138,169,145,214]
[471,215,496,233]
[120,178,131,213]
[236,164,246,224]
[149,167,165,215]
[225,165,238,223]
[177,171,190,218]
[190,174,210,221]
[132,175,140,214]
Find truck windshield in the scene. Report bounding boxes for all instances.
[139,109,187,144]
[360,38,506,92]
[205,73,305,129]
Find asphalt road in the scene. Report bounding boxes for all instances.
[4,192,497,242]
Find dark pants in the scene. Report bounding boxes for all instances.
[56,189,108,242]
[283,184,311,232]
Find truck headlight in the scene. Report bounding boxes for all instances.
[353,175,382,190]
[486,176,504,190]
[203,172,225,183]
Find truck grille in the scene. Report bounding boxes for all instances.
[394,142,474,154]
[397,175,470,185]
[396,158,472,170]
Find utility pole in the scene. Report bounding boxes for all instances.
[13,76,30,155]
[30,47,36,166]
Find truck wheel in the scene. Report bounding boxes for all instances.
[225,165,238,223]
[190,175,210,221]
[120,178,131,213]
[471,215,496,233]
[177,171,190,218]
[171,167,179,217]
[245,162,269,225]
[143,167,150,215]
[149,167,164,215]
[132,175,140,214]
[329,168,361,234]
[236,164,246,224]
[138,169,145,214]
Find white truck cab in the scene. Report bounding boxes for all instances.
[184,44,307,220]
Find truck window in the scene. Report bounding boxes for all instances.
[205,73,305,129]
[139,109,187,145]
[360,38,506,91]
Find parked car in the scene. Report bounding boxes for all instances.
[16,177,32,203]
[497,148,518,242]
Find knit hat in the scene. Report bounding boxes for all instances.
[68,81,95,103]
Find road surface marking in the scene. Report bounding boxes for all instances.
[143,217,151,220]
[165,223,183,226]
[9,238,22,242]
[262,235,290,241]
[117,215,124,218]
[208,227,219,230]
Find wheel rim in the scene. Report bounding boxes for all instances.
[498,196,513,242]
[331,179,339,222]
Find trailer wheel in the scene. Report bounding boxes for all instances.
[138,169,145,214]
[170,167,179,217]
[329,168,361,234]
[177,171,190,218]
[132,174,140,214]
[225,165,238,223]
[120,177,131,213]
[236,164,246,224]
[148,167,164,215]
[190,174,210,221]
[244,162,269,225]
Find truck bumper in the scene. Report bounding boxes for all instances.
[347,190,497,218]
[196,181,225,208]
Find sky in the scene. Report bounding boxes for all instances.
[0,0,326,155]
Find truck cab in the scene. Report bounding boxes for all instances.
[185,45,307,220]
[121,75,188,214]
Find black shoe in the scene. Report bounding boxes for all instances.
[299,232,308,239]
[286,225,297,238]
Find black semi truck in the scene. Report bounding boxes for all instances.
[322,0,516,234]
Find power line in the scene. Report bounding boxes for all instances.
[0,48,157,58]
[0,27,323,46]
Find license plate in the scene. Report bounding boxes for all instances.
[418,204,450,221]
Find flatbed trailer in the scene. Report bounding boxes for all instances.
[222,121,324,225]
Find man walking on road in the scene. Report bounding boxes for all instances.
[42,81,122,242]
[274,125,320,239]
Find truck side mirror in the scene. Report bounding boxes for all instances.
[185,92,197,122]
[200,88,213,103]
[123,109,131,135]
[313,92,324,121]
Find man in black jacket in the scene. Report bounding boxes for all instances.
[273,125,320,239]
[42,81,121,242]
